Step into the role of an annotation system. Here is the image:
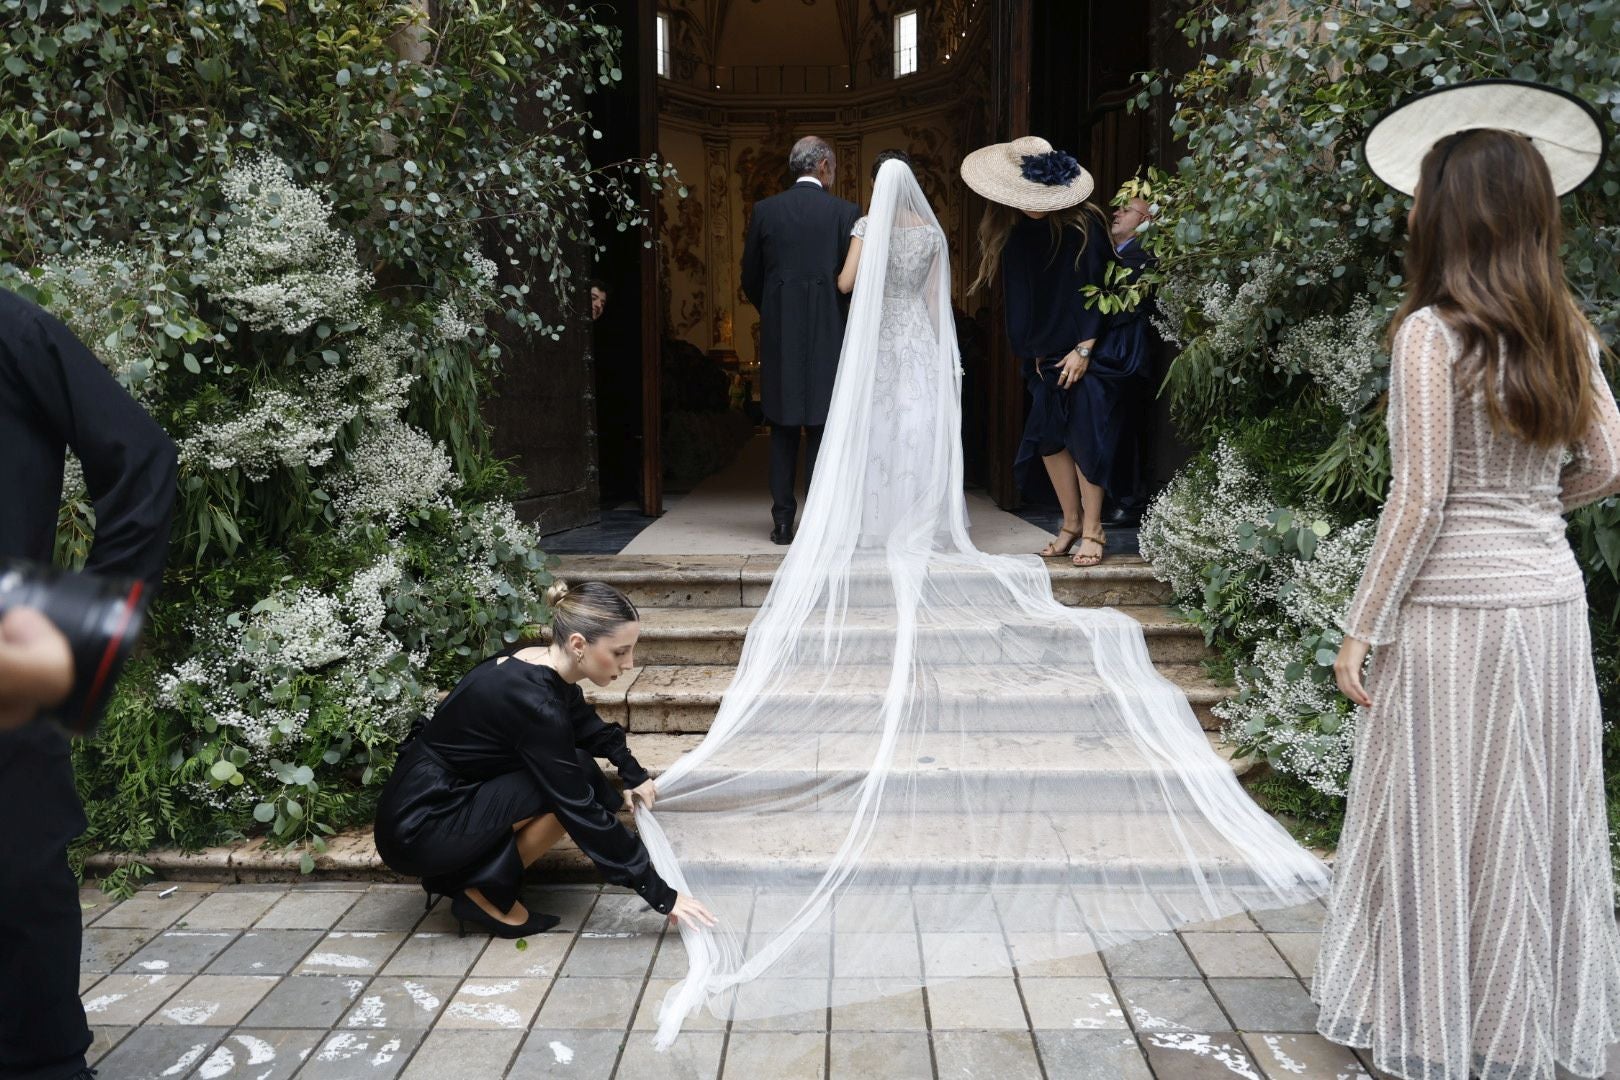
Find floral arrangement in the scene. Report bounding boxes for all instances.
[1130,0,1620,855]
[0,0,680,891]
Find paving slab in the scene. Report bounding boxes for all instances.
[181,890,284,930]
[1141,1031,1266,1079]
[1113,977,1232,1032]
[829,1030,933,1078]
[298,1028,423,1079]
[1209,977,1321,1033]
[722,1031,828,1079]
[923,976,1029,1030]
[557,930,659,978]
[508,1028,626,1078]
[378,931,485,977]
[243,974,368,1029]
[633,978,729,1032]
[86,1023,226,1080]
[208,929,323,976]
[1250,900,1328,933]
[1035,1029,1155,1079]
[400,1028,525,1079]
[82,926,163,973]
[342,975,459,1029]
[617,1028,724,1080]
[471,933,572,979]
[190,1029,324,1080]
[1101,934,1200,977]
[1269,932,1321,980]
[829,983,929,1031]
[338,886,432,932]
[1182,931,1293,978]
[87,1025,128,1064]
[1242,1032,1374,1078]
[1020,976,1129,1030]
[80,972,185,1026]
[437,976,553,1030]
[532,975,643,1030]
[116,929,238,974]
[146,974,276,1025]
[297,930,408,976]
[79,888,120,927]
[254,889,362,930]
[932,1031,1042,1080]
[92,889,206,930]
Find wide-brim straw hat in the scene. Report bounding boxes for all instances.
[1364,78,1607,197]
[960,135,1095,212]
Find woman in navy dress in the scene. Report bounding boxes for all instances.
[961,136,1150,566]
[375,581,716,937]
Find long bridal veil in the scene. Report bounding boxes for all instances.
[637,160,1330,1048]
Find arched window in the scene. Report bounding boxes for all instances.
[893,9,919,78]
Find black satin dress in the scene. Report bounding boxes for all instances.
[374,652,677,915]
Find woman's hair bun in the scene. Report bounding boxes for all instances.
[544,580,571,608]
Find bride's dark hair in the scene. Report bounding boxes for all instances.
[871,149,913,181]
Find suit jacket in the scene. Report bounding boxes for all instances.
[740,180,861,427]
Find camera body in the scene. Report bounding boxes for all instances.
[0,561,149,737]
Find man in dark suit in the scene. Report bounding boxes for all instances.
[740,135,861,544]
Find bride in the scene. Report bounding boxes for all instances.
[635,153,1331,1047]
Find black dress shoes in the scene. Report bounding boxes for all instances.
[770,516,795,545]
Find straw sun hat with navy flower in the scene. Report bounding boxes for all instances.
[960,135,1094,212]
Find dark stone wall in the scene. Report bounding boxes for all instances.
[482,244,600,533]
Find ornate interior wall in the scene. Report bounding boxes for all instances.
[656,0,994,369]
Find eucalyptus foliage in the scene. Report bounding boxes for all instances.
[0,0,673,889]
[1133,0,1620,843]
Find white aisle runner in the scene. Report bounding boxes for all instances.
[621,433,1053,555]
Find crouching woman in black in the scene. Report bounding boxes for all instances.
[375,581,716,937]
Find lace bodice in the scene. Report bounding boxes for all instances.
[852,216,944,299]
[1342,306,1620,644]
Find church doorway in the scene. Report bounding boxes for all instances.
[591,0,1173,525]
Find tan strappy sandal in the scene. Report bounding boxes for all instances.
[1039,525,1082,558]
[1071,526,1106,567]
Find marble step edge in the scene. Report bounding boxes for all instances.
[633,604,1204,640]
[588,663,1234,733]
[634,605,1213,666]
[553,554,1173,608]
[83,734,1263,885]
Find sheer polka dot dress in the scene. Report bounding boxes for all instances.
[1314,306,1620,1079]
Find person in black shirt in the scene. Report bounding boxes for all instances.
[0,286,179,1080]
[374,580,715,936]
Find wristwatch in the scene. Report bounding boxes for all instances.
[1075,344,1092,358]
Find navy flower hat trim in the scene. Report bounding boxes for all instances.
[1019,150,1082,187]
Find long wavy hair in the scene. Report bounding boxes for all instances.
[968,200,1108,295]
[1395,127,1600,447]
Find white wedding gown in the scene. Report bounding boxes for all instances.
[637,160,1331,1047]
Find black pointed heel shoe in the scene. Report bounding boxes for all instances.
[450,894,560,939]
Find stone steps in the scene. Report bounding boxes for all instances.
[634,604,1211,667]
[590,662,1230,733]
[91,553,1243,887]
[553,554,1175,609]
[625,730,1257,811]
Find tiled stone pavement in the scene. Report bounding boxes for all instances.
[76,882,1620,1079]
